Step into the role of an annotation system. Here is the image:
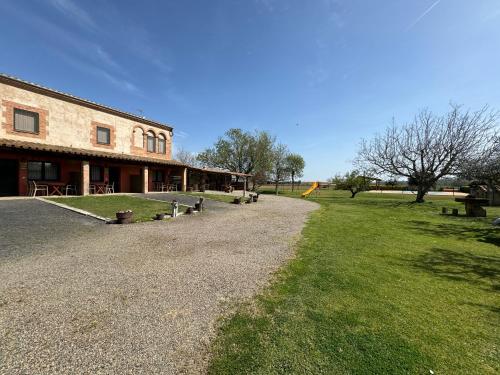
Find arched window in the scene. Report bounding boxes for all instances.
[147,131,156,152]
[158,134,166,154]
[133,127,144,148]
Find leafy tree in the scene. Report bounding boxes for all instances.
[270,143,290,195]
[358,105,497,202]
[285,153,305,191]
[333,170,371,198]
[197,129,275,184]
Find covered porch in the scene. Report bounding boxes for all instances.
[0,139,187,197]
[187,167,252,193]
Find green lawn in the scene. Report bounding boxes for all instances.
[183,191,240,203]
[209,191,500,374]
[47,195,173,222]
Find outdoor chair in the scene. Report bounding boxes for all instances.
[29,180,48,197]
[106,182,115,194]
[89,184,96,194]
[64,184,77,195]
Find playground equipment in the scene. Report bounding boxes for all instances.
[302,182,320,198]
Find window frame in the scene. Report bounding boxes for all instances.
[27,161,60,181]
[158,135,166,154]
[96,126,111,145]
[14,108,40,134]
[147,132,156,153]
[90,165,104,183]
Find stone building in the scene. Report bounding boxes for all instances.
[0,73,190,196]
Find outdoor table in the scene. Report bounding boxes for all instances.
[455,197,488,217]
[90,183,107,194]
[39,181,65,196]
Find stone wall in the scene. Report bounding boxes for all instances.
[0,82,173,159]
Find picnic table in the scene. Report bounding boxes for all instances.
[455,197,488,217]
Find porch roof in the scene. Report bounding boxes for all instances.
[188,166,253,178]
[0,139,187,167]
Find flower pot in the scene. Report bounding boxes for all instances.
[116,210,133,224]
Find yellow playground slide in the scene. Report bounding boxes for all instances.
[301,181,319,198]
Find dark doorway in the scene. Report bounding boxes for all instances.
[109,167,121,193]
[0,159,18,196]
[130,175,142,193]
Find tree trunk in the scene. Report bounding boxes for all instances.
[291,172,295,192]
[415,185,428,203]
[275,180,279,195]
[350,189,358,198]
[487,180,495,206]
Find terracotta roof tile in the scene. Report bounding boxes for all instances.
[0,138,187,167]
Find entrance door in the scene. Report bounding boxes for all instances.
[108,167,121,193]
[0,159,18,196]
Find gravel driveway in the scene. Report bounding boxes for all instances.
[0,194,318,374]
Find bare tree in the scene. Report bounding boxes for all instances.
[175,147,200,167]
[459,135,500,205]
[358,105,497,202]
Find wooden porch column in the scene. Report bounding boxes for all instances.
[142,166,149,193]
[81,161,90,196]
[182,167,188,192]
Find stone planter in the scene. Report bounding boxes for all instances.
[116,210,133,224]
[252,194,259,202]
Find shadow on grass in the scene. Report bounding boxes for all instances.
[411,247,500,292]
[407,220,499,247]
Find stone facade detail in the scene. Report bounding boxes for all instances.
[2,100,48,140]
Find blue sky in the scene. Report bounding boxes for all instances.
[1,0,499,180]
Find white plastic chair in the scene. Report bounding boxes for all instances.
[30,180,48,197]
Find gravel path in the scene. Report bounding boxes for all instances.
[0,194,318,374]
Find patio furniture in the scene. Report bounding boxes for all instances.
[29,180,49,197]
[106,182,115,194]
[47,182,66,196]
[455,197,488,217]
[90,183,106,194]
[64,184,78,195]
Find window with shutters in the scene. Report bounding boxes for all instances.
[14,108,39,134]
[96,126,110,145]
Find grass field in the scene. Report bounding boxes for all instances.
[47,195,173,222]
[209,190,499,374]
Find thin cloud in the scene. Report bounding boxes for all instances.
[55,50,140,94]
[406,0,441,32]
[48,0,97,31]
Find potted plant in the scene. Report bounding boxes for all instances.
[116,210,133,224]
